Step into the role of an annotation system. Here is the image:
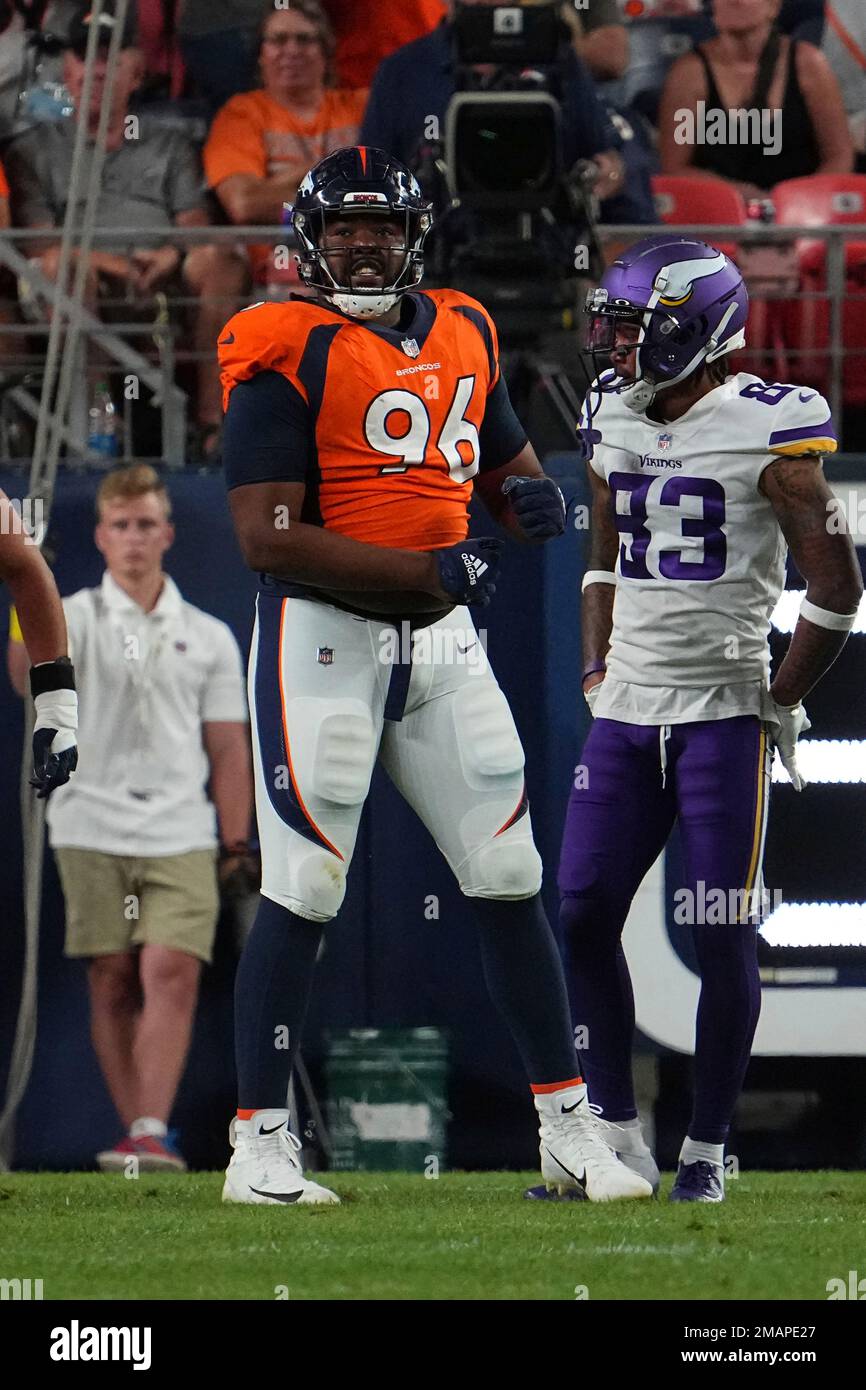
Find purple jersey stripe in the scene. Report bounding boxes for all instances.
[768,418,835,446]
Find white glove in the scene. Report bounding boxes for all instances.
[584,680,604,717]
[762,693,811,791]
[34,688,78,745]
[32,688,79,798]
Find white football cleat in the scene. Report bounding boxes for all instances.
[535,1083,654,1203]
[222,1109,340,1206]
[594,1116,661,1196]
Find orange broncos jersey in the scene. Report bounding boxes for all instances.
[219,288,527,550]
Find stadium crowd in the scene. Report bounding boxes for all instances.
[0,0,863,459]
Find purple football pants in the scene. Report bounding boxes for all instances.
[558,715,769,1144]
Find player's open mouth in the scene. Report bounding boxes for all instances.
[350,264,385,284]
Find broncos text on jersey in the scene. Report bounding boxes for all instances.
[219,289,526,552]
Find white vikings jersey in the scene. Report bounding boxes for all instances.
[583,372,837,724]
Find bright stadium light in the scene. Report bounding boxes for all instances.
[771,739,866,784]
[770,590,866,634]
[760,902,866,948]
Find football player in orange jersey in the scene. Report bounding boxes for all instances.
[219,147,652,1206]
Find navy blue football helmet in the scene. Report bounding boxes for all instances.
[290,146,433,318]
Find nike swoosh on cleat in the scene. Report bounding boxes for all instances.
[249,1186,304,1203]
[219,332,236,345]
[258,1122,285,1135]
[561,1097,585,1113]
[545,1149,587,1189]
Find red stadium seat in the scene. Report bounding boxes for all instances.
[651,175,747,262]
[772,175,866,407]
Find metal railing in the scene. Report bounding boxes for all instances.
[0,220,864,466]
[597,223,866,431]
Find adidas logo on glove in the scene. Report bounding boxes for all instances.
[461,552,488,588]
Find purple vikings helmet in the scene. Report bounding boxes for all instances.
[585,236,749,413]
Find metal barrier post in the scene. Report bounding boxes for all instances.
[826,230,845,431]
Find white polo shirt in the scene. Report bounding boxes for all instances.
[47,571,248,856]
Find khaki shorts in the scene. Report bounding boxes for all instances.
[54,847,220,963]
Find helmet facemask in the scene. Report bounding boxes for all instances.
[293,205,432,319]
[584,287,744,413]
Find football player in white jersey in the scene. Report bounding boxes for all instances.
[552,236,863,1202]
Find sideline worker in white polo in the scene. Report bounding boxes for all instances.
[8,464,253,1172]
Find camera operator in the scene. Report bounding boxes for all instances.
[360,0,625,210]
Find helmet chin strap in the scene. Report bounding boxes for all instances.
[329,291,400,319]
[621,356,711,415]
[618,298,745,414]
[622,378,656,412]
[622,335,745,415]
[328,290,403,318]
[628,306,747,412]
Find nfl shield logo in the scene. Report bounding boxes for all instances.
[657,432,673,450]
[317,646,334,666]
[401,337,420,358]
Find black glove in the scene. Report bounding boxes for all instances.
[501,475,566,540]
[30,657,79,799]
[434,538,503,607]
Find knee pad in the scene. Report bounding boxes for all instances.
[456,683,525,784]
[460,830,542,900]
[263,845,347,923]
[291,699,376,806]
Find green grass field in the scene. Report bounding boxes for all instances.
[1,1171,864,1301]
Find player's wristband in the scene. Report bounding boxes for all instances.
[30,656,75,699]
[799,598,858,632]
[582,662,607,683]
[8,604,24,643]
[581,570,616,592]
[219,840,251,861]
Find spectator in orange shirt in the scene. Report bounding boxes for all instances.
[324,0,446,90]
[204,0,366,285]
